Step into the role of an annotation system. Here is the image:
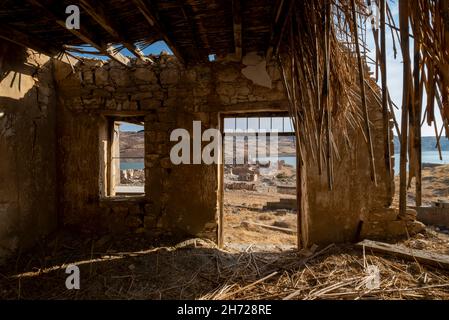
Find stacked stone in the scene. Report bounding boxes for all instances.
[56,53,286,238]
[360,207,425,240]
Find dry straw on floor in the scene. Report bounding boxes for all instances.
[200,243,449,300]
[1,231,449,300]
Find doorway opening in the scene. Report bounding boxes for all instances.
[220,114,298,251]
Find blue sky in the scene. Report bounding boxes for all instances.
[119,122,143,132]
[365,3,439,136]
[75,40,172,61]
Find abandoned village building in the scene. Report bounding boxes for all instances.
[0,0,427,265]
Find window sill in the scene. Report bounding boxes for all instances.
[100,195,147,203]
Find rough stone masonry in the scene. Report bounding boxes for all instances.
[0,46,423,262]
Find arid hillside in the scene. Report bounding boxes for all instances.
[120,132,296,159]
[120,131,144,160]
[394,164,449,206]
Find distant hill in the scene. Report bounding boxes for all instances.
[121,132,449,156]
[119,132,297,159]
[393,136,449,153]
[120,131,144,160]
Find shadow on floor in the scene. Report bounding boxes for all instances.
[0,230,302,299]
[2,229,449,300]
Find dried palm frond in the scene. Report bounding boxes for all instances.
[276,0,449,238]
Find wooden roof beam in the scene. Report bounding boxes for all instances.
[266,0,293,61]
[0,23,60,57]
[183,0,212,62]
[131,0,186,64]
[232,0,242,60]
[26,0,130,66]
[178,2,208,63]
[78,0,152,63]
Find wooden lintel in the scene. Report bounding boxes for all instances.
[182,0,209,63]
[242,221,296,235]
[26,0,130,66]
[132,0,185,64]
[232,0,242,60]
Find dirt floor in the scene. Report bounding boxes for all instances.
[223,190,297,250]
[0,228,449,300]
[223,160,297,250]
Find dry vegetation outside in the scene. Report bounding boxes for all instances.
[393,164,449,207]
[223,148,298,250]
[223,189,297,250]
[223,134,298,249]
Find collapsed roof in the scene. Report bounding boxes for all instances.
[0,0,282,64]
[1,0,448,220]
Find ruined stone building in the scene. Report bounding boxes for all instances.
[0,0,423,263]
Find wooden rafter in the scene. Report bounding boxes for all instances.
[25,0,130,66]
[78,0,152,63]
[184,0,210,60]
[180,1,209,63]
[232,0,242,60]
[132,0,186,64]
[0,23,60,57]
[266,0,292,61]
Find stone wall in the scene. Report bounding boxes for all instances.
[54,54,287,241]
[0,41,410,261]
[0,43,57,262]
[305,97,396,244]
[54,53,395,246]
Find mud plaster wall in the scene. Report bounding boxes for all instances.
[54,55,287,241]
[55,55,393,245]
[305,91,395,244]
[0,44,57,262]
